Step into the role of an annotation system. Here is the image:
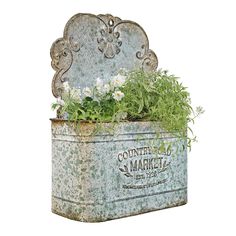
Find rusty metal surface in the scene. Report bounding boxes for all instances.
[51,120,187,222]
[50,13,158,98]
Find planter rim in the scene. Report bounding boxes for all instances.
[50,118,161,125]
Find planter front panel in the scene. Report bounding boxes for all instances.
[51,120,187,222]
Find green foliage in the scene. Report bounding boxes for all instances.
[52,69,204,149]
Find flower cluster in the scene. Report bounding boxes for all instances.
[59,73,127,103]
[63,81,82,101]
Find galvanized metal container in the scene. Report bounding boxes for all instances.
[50,13,187,222]
[51,120,187,222]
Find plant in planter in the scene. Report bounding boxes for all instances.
[52,69,203,150]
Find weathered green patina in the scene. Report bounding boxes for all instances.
[50,13,187,222]
[51,120,187,222]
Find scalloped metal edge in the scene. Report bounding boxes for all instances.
[50,13,158,98]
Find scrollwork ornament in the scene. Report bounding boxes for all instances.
[97,15,122,59]
[50,13,158,97]
[50,38,73,97]
[69,36,80,52]
[136,45,158,71]
[142,49,158,71]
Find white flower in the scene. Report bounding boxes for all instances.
[121,112,127,120]
[63,81,70,93]
[103,84,110,94]
[111,74,126,88]
[119,68,128,73]
[96,77,103,91]
[83,87,92,97]
[71,88,81,101]
[57,97,65,106]
[112,90,125,101]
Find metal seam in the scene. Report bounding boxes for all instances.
[51,136,177,144]
[51,131,172,137]
[52,187,187,206]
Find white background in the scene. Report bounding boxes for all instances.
[0,0,235,235]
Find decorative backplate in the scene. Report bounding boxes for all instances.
[51,13,158,97]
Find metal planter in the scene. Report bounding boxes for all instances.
[50,13,187,222]
[51,120,187,222]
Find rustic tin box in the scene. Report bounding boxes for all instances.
[50,13,187,222]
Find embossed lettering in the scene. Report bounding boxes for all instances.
[130,160,137,172]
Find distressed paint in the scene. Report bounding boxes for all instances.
[51,120,187,222]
